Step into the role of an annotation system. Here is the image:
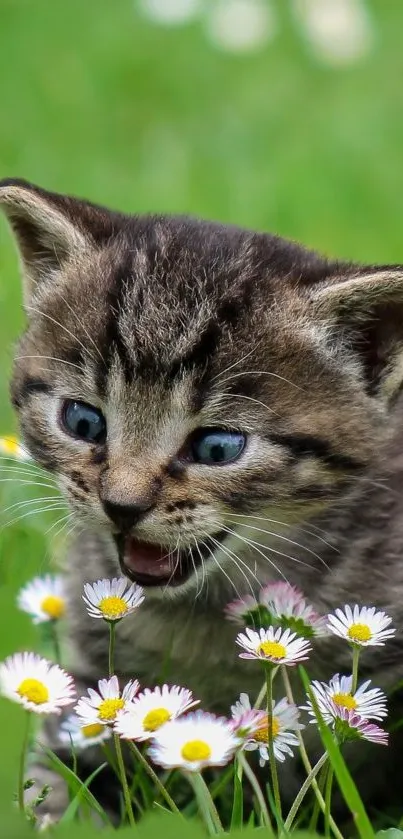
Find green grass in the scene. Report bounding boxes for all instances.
[1,0,403,830]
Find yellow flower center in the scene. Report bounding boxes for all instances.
[332,693,357,711]
[257,641,286,660]
[17,678,49,705]
[181,739,212,762]
[0,436,20,455]
[143,707,171,732]
[98,596,128,620]
[98,698,125,721]
[347,623,372,643]
[81,723,105,739]
[41,595,65,620]
[254,715,281,742]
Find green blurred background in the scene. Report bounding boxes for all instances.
[0,0,402,823]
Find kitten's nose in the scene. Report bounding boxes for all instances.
[103,498,154,531]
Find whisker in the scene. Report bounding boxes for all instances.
[25,306,94,363]
[0,478,58,491]
[209,534,257,598]
[14,355,83,372]
[45,511,74,537]
[0,495,63,516]
[223,512,339,552]
[225,519,330,570]
[198,537,244,601]
[0,503,68,531]
[189,539,202,599]
[211,522,290,583]
[194,537,208,600]
[217,370,302,392]
[56,292,106,367]
[217,392,276,416]
[212,341,263,381]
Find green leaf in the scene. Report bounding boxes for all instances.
[230,757,244,831]
[377,832,403,838]
[299,666,375,839]
[42,747,110,825]
[58,762,109,824]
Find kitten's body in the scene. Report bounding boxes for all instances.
[1,178,403,821]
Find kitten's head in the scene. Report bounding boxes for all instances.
[2,179,403,596]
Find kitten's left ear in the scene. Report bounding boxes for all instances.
[311,267,403,401]
[0,178,116,304]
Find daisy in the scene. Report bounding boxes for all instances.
[148,710,239,772]
[303,675,387,723]
[331,706,388,746]
[236,626,311,665]
[327,605,395,647]
[75,676,139,726]
[307,690,388,745]
[0,652,75,714]
[82,577,144,622]
[115,684,199,741]
[260,582,328,638]
[0,435,30,461]
[59,713,112,749]
[17,574,66,623]
[244,697,302,766]
[230,693,267,740]
[224,595,263,627]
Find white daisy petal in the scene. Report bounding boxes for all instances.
[59,713,112,749]
[236,626,311,665]
[224,596,259,625]
[82,577,144,622]
[148,710,239,772]
[327,605,395,647]
[115,683,199,741]
[303,674,387,724]
[0,652,75,715]
[75,677,140,727]
[17,575,66,624]
[230,692,267,740]
[232,695,302,764]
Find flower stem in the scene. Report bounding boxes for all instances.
[324,764,334,837]
[253,679,267,709]
[127,741,182,816]
[351,646,360,693]
[265,666,283,825]
[282,667,344,839]
[284,752,328,831]
[18,712,32,814]
[50,621,62,665]
[113,732,136,827]
[186,772,224,834]
[237,751,274,834]
[108,622,116,677]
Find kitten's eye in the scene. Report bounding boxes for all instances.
[190,428,245,465]
[61,400,107,444]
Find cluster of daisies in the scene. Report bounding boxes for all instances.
[0,573,395,782]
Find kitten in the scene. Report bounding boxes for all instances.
[1,177,403,822]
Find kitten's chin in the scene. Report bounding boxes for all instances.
[116,532,227,589]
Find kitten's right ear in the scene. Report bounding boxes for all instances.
[0,178,109,304]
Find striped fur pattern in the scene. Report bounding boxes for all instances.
[2,178,403,819]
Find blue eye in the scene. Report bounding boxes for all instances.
[61,400,106,444]
[191,428,245,465]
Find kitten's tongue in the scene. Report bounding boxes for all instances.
[123,537,174,581]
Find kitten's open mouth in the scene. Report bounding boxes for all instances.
[116,531,228,588]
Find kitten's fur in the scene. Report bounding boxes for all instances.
[1,178,403,821]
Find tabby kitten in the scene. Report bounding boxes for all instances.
[1,178,403,820]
